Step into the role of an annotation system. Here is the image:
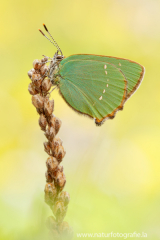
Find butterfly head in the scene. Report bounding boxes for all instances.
[54,51,64,62]
[39,24,64,84]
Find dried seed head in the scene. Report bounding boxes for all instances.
[28,57,70,230]
[56,145,66,162]
[33,59,43,70]
[50,138,63,156]
[31,73,42,91]
[45,126,56,142]
[32,94,44,109]
[49,229,60,240]
[50,165,63,180]
[40,64,49,75]
[54,171,66,191]
[41,56,48,63]
[49,116,61,133]
[58,221,73,238]
[46,156,59,172]
[28,83,38,95]
[31,73,42,82]
[55,137,63,145]
[45,171,53,182]
[44,141,51,155]
[52,201,65,216]
[42,78,52,93]
[36,108,44,115]
[39,114,47,131]
[55,117,62,134]
[59,191,70,206]
[44,182,57,206]
[58,165,63,172]
[49,140,55,154]
[52,139,60,157]
[46,216,57,230]
[58,221,69,233]
[44,99,54,116]
[52,201,68,223]
[28,68,35,79]
[49,115,56,128]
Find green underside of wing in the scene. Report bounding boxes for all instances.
[61,54,144,98]
[59,59,126,120]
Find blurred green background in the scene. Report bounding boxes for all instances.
[0,0,160,239]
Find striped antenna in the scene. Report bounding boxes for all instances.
[39,29,58,50]
[39,24,63,55]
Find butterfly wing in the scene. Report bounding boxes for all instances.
[61,54,145,100]
[58,55,127,125]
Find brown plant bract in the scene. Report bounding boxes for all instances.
[28,58,73,240]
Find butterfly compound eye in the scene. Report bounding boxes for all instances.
[56,55,64,60]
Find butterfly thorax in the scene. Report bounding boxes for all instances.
[47,52,64,85]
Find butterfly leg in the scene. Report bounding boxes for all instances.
[47,86,57,97]
[42,55,52,60]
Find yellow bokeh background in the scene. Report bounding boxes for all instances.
[0,0,160,239]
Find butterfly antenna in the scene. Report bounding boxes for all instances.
[43,24,63,55]
[39,28,58,50]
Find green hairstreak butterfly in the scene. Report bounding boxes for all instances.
[39,24,145,126]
